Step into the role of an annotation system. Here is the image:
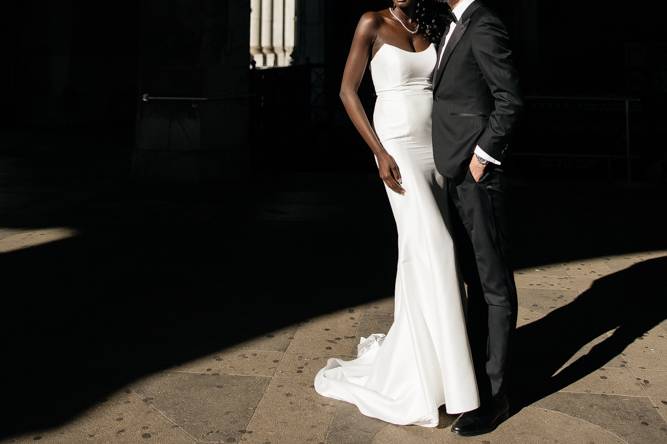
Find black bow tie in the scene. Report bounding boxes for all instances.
[444,7,458,24]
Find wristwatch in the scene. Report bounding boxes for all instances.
[475,154,489,166]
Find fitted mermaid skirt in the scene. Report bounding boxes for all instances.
[313,42,480,427]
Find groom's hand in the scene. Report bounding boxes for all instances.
[469,155,487,183]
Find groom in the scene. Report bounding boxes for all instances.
[431,0,523,436]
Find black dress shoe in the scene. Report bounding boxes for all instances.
[450,394,510,436]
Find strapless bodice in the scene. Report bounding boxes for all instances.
[370,43,437,97]
[370,42,437,145]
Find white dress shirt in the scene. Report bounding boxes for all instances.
[436,0,501,165]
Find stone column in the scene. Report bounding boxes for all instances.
[284,0,296,65]
[272,0,286,66]
[250,0,263,66]
[260,0,275,67]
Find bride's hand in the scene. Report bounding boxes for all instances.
[376,151,405,195]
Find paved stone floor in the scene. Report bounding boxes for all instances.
[1,165,666,444]
[2,224,666,444]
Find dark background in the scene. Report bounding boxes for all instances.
[1,0,666,439]
[2,1,666,182]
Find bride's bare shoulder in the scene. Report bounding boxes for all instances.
[356,10,389,33]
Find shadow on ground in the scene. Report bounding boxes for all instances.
[510,256,667,410]
[1,156,666,438]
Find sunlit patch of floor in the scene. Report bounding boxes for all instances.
[0,227,79,253]
[4,250,666,443]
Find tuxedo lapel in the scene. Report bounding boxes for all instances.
[437,23,451,54]
[433,1,482,92]
[433,18,469,91]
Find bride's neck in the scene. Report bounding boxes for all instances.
[394,5,416,22]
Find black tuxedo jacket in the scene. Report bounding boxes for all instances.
[431,1,523,181]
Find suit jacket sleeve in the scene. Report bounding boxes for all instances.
[471,13,523,162]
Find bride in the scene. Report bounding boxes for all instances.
[313,0,480,428]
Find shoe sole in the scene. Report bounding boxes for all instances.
[451,409,510,437]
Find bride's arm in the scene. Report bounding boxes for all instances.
[340,12,405,195]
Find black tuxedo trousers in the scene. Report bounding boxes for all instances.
[432,2,522,403]
[443,165,518,402]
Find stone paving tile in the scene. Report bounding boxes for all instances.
[357,312,393,340]
[131,372,269,444]
[169,349,284,378]
[360,298,395,318]
[603,252,667,273]
[559,366,646,396]
[632,368,667,422]
[558,330,627,370]
[515,305,546,328]
[286,308,363,356]
[0,227,79,253]
[225,325,299,353]
[4,389,196,444]
[660,319,667,334]
[0,228,28,242]
[517,288,580,315]
[275,352,355,383]
[526,259,614,279]
[640,251,667,259]
[324,402,388,444]
[605,258,647,274]
[619,326,667,371]
[368,405,625,443]
[241,376,338,444]
[513,272,593,293]
[535,391,667,444]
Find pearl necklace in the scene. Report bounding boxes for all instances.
[389,7,419,35]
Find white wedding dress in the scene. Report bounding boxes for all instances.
[313,42,480,427]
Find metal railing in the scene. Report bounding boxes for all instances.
[135,93,257,153]
[140,93,254,103]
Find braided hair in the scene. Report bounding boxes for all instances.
[414,0,450,43]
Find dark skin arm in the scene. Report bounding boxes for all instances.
[339,12,405,195]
